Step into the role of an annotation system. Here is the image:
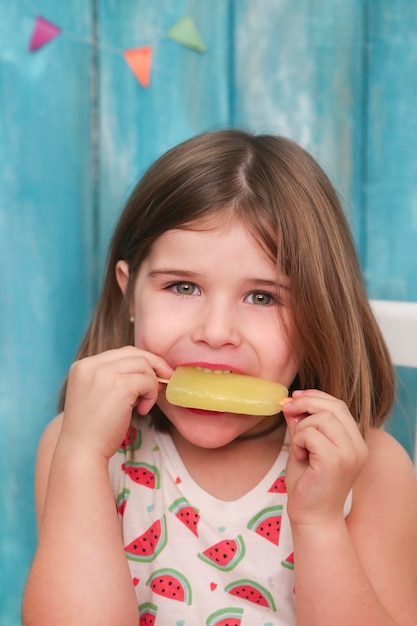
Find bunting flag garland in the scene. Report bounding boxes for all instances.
[24,6,206,87]
[123,46,153,88]
[29,16,61,51]
[167,16,206,53]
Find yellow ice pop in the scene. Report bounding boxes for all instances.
[163,366,288,415]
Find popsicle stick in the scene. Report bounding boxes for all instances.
[157,377,170,384]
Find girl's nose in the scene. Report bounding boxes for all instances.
[191,301,242,349]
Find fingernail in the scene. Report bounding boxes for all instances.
[292,390,304,397]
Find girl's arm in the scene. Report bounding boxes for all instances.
[22,346,173,626]
[22,416,138,626]
[283,391,417,626]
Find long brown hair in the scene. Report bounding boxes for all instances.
[59,129,395,435]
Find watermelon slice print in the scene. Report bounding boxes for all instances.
[198,535,245,571]
[118,425,142,452]
[125,516,167,562]
[139,601,157,625]
[268,469,286,493]
[122,461,160,489]
[146,568,192,605]
[247,505,283,545]
[206,606,243,625]
[225,579,276,611]
[281,551,294,570]
[116,488,130,516]
[169,497,200,536]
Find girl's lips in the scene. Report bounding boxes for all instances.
[179,362,245,375]
[186,408,223,416]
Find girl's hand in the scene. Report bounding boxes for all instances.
[61,346,173,459]
[282,390,368,526]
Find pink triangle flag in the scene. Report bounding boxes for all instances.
[29,16,61,52]
[123,47,152,88]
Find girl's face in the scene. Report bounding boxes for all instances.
[117,218,298,449]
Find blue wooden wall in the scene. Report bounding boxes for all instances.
[1,1,416,623]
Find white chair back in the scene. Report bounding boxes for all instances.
[370,300,417,470]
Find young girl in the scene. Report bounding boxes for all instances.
[22,130,417,626]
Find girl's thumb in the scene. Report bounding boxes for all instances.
[281,398,299,438]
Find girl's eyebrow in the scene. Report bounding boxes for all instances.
[148,269,201,279]
[246,279,289,290]
[148,269,289,289]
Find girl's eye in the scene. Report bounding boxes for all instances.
[245,292,274,306]
[170,281,201,296]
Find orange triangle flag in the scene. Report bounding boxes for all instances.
[123,47,152,88]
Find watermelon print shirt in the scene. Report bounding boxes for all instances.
[109,416,352,626]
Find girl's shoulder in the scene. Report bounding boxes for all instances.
[36,413,64,469]
[349,426,417,528]
[364,427,415,475]
[347,428,417,620]
[34,413,64,525]
[36,413,65,484]
[39,412,64,448]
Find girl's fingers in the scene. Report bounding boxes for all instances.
[283,390,369,523]
[77,346,173,378]
[69,350,173,403]
[282,390,368,466]
[290,423,337,461]
[65,349,171,421]
[285,413,348,463]
[283,390,361,441]
[291,412,354,447]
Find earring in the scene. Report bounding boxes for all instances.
[130,316,134,323]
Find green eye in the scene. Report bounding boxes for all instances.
[173,282,200,295]
[246,292,274,306]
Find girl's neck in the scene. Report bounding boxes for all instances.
[169,420,287,501]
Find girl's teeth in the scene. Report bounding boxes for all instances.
[196,367,232,374]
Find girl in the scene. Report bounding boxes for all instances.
[22,130,417,625]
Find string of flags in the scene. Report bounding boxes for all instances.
[28,14,206,88]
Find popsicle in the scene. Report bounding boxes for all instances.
[161,366,288,415]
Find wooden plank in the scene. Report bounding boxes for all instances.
[232,0,366,248]
[365,2,417,458]
[96,0,234,266]
[0,2,95,623]
[365,1,417,301]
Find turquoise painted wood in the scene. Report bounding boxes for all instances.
[0,1,96,623]
[1,1,416,624]
[232,0,366,247]
[365,2,417,456]
[96,0,234,262]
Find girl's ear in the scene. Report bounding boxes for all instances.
[115,260,130,295]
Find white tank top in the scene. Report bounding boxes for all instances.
[109,416,352,625]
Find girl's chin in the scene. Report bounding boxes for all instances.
[165,407,271,448]
[173,429,244,450]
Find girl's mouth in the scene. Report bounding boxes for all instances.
[180,362,245,375]
[186,407,223,416]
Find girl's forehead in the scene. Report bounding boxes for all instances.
[143,220,289,285]
[176,210,239,232]
[152,218,261,255]
[163,208,273,244]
